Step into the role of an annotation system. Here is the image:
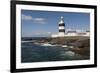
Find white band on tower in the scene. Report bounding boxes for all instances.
[59,26,65,29]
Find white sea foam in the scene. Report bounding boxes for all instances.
[41,43,56,46]
[61,51,75,57]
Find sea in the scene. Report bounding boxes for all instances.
[21,37,89,63]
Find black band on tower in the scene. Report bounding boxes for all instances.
[59,29,65,32]
[59,23,65,26]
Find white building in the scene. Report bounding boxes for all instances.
[65,31,77,36]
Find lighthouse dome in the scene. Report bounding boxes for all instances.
[59,16,64,24]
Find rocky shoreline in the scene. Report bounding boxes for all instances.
[22,36,90,57]
[30,36,90,57]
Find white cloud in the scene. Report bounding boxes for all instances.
[33,18,45,21]
[47,32,51,34]
[34,32,51,35]
[21,14,47,24]
[21,14,32,20]
[32,18,47,24]
[30,32,52,37]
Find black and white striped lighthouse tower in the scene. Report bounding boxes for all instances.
[58,16,65,37]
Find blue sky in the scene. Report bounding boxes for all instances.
[21,10,90,37]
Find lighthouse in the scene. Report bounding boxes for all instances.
[51,16,90,38]
[58,16,65,37]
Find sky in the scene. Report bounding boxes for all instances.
[21,10,90,37]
